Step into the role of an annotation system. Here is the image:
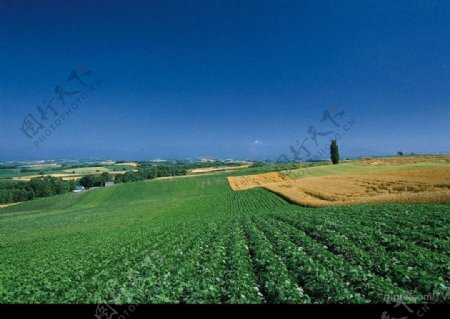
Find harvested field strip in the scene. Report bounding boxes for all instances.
[190,165,250,174]
[285,155,450,179]
[227,172,291,191]
[359,155,450,165]
[262,169,450,207]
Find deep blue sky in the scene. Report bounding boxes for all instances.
[1,0,449,160]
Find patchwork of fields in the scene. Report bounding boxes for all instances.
[6,163,138,181]
[1,167,449,303]
[229,156,450,207]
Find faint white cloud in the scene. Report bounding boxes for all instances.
[252,139,262,145]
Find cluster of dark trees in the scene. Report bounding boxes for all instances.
[114,166,187,183]
[250,161,265,167]
[0,177,77,204]
[77,166,188,187]
[0,165,17,169]
[79,172,113,188]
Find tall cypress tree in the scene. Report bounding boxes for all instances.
[330,139,340,164]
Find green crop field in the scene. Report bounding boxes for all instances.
[0,170,449,304]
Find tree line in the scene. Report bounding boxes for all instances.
[78,166,187,187]
[0,165,188,204]
[113,166,187,184]
[79,172,114,188]
[0,177,77,204]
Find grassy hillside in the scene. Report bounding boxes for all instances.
[1,171,449,303]
[284,159,450,179]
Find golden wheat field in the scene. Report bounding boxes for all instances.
[359,155,450,165]
[227,172,291,190]
[228,156,450,207]
[264,169,450,207]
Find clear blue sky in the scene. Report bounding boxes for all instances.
[1,0,449,160]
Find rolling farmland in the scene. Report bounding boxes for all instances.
[229,156,450,207]
[228,172,290,191]
[8,163,138,181]
[1,168,449,304]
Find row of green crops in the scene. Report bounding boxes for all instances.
[1,172,449,303]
